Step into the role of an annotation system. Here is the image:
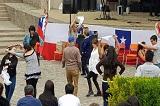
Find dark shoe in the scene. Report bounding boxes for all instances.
[86,91,94,97]
[94,91,102,96]
[81,73,85,76]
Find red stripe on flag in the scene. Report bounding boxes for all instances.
[41,42,56,60]
[37,26,44,40]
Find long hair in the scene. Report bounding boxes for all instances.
[44,80,55,96]
[104,46,118,67]
[23,44,32,52]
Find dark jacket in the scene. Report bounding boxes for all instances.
[0,54,18,78]
[39,92,58,106]
[0,96,10,106]
[80,35,94,64]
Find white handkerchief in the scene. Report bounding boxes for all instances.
[77,16,84,25]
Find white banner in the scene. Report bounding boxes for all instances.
[45,23,155,44]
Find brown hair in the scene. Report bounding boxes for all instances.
[92,38,98,46]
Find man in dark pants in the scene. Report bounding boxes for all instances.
[80,26,92,76]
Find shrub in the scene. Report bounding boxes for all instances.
[108,76,160,106]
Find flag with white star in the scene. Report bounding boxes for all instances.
[115,30,131,49]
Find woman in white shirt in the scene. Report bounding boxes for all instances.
[86,39,101,97]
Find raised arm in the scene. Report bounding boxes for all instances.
[6,49,24,58]
[140,43,157,50]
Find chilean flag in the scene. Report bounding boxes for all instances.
[115,30,131,49]
[37,14,56,60]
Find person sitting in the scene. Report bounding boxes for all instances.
[135,50,160,77]
[58,83,80,106]
[0,83,9,106]
[39,80,58,106]
[17,85,42,106]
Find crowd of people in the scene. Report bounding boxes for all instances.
[0,16,160,106]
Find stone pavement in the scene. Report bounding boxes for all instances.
[5,60,136,106]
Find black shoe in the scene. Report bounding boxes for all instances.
[81,73,85,76]
[86,91,94,97]
[94,91,102,97]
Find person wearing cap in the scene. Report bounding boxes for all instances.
[62,36,81,96]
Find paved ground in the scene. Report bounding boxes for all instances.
[0,60,136,106]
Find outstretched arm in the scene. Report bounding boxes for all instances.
[140,43,157,50]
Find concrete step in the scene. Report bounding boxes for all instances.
[0,28,24,32]
[0,10,7,13]
[0,37,23,42]
[0,12,8,17]
[0,3,4,6]
[0,48,8,55]
[0,17,10,21]
[0,41,22,48]
[0,32,25,37]
[0,5,5,10]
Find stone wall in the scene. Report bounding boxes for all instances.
[23,0,48,9]
[5,3,61,31]
[5,3,39,31]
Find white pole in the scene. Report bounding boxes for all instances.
[48,0,50,11]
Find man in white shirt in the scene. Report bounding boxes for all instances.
[58,84,80,106]
[140,35,160,68]
[135,50,160,77]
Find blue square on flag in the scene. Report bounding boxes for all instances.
[115,30,131,49]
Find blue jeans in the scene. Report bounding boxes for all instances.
[5,76,16,102]
[102,82,110,106]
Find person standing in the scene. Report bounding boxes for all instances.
[86,39,101,97]
[23,25,43,47]
[80,26,92,76]
[17,85,42,106]
[96,46,125,106]
[23,25,43,65]
[140,35,160,68]
[0,83,10,106]
[62,36,81,96]
[0,47,18,102]
[6,44,41,98]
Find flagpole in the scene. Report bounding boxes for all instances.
[48,0,50,11]
[69,0,71,25]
